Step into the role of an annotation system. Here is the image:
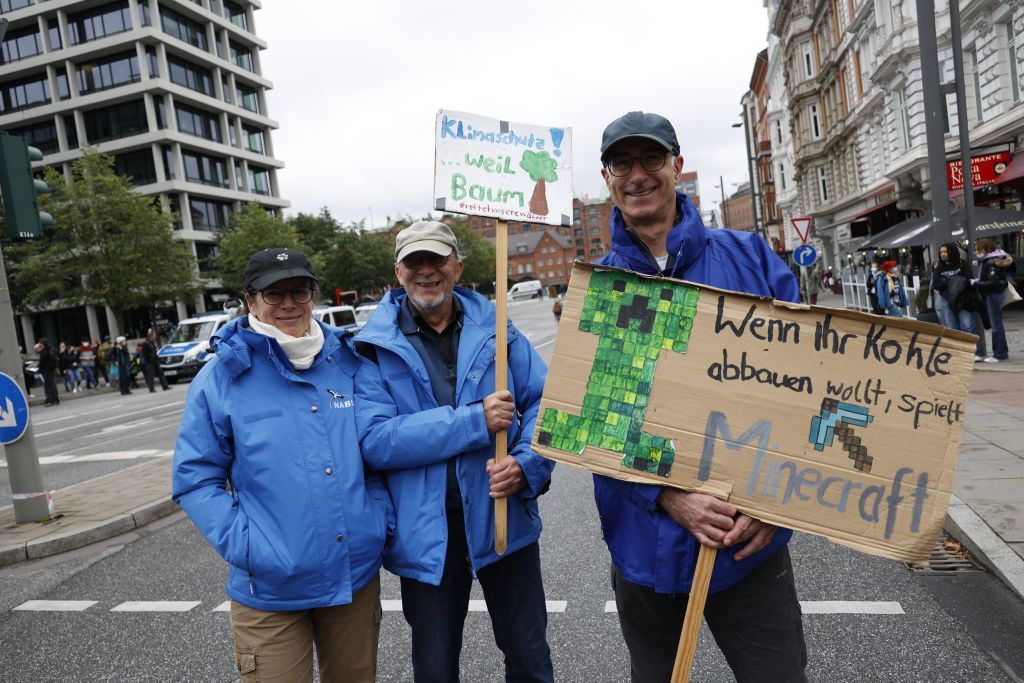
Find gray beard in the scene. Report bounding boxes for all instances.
[408,289,450,314]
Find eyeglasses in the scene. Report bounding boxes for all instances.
[604,151,669,177]
[401,252,451,269]
[258,286,314,305]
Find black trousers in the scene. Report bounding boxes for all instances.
[612,546,807,683]
[42,373,60,405]
[141,363,168,391]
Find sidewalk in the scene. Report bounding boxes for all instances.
[3,297,1023,604]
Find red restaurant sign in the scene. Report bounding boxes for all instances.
[947,152,1012,191]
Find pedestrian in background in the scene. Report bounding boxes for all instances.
[931,242,986,360]
[58,341,81,393]
[866,261,883,314]
[112,336,133,396]
[800,265,820,305]
[35,338,60,406]
[97,336,113,386]
[876,261,908,317]
[78,338,98,389]
[174,247,393,683]
[974,238,1013,363]
[140,328,170,392]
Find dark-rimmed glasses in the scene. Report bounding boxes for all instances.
[604,151,669,177]
[258,286,314,305]
[401,252,451,269]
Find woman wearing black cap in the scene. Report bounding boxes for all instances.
[931,242,984,360]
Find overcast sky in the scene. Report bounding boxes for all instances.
[255,1,770,228]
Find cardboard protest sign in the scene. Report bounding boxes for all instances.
[433,109,573,227]
[532,262,976,563]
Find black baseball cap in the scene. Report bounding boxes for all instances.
[243,248,319,291]
[600,111,680,162]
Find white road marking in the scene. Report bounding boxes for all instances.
[800,601,904,614]
[467,600,488,612]
[381,600,403,611]
[14,600,97,611]
[48,413,184,457]
[111,601,201,612]
[212,602,230,612]
[33,402,185,437]
[546,600,568,613]
[0,450,170,467]
[604,600,617,613]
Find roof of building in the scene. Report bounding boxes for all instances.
[491,229,572,254]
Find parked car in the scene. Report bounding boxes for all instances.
[313,305,358,331]
[353,303,379,330]
[508,280,543,300]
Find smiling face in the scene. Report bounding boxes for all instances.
[601,138,683,229]
[395,251,464,315]
[245,276,314,337]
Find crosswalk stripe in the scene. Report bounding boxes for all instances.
[111,601,201,612]
[14,600,96,611]
[800,601,904,614]
[605,600,617,613]
[546,600,568,613]
[212,602,230,612]
[381,600,403,611]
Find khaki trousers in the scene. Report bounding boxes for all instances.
[229,573,382,682]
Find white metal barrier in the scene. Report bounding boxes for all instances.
[841,275,922,318]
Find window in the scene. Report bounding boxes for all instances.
[839,68,849,115]
[176,103,221,142]
[969,48,982,122]
[809,103,822,140]
[77,51,140,94]
[236,83,258,112]
[113,148,157,185]
[195,242,220,273]
[817,166,829,203]
[215,34,224,59]
[228,118,238,145]
[801,41,814,78]
[775,120,783,145]
[139,1,151,26]
[55,68,70,99]
[242,124,264,153]
[182,150,229,187]
[230,41,252,70]
[1,24,42,64]
[161,6,208,52]
[146,46,159,77]
[9,119,59,154]
[222,76,232,103]
[68,1,132,45]
[168,55,214,96]
[64,115,78,148]
[853,50,864,99]
[189,197,232,232]
[0,0,33,13]
[83,99,148,143]
[1006,23,1020,105]
[224,1,247,30]
[47,19,61,50]
[896,88,911,151]
[162,145,175,179]
[153,94,166,128]
[0,72,50,113]
[778,161,787,190]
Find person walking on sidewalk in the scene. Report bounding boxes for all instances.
[112,336,133,396]
[931,242,986,360]
[974,238,1014,363]
[35,338,60,406]
[174,247,393,683]
[58,341,81,393]
[875,261,908,317]
[800,265,820,305]
[140,329,170,392]
[97,336,113,387]
[77,338,98,389]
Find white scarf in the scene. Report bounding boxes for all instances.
[247,314,324,370]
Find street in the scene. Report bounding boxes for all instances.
[1,297,1023,681]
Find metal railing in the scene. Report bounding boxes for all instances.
[841,274,923,318]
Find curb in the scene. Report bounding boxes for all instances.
[0,496,179,568]
[945,494,1024,601]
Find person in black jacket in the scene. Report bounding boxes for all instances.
[974,238,1014,362]
[140,328,170,392]
[34,338,60,406]
[931,242,985,359]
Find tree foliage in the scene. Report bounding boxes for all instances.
[319,222,395,299]
[448,219,496,288]
[214,202,298,292]
[14,148,198,328]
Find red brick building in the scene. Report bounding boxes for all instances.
[504,230,576,288]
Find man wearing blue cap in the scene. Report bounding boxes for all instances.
[594,112,807,682]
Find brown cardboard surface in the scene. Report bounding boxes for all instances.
[532,262,976,563]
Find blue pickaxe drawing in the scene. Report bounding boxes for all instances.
[809,398,875,472]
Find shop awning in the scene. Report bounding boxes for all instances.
[819,200,898,231]
[950,153,1024,198]
[857,207,1024,249]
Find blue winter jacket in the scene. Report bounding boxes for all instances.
[354,287,553,585]
[595,192,800,595]
[172,317,394,611]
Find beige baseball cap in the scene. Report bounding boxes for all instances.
[395,221,459,264]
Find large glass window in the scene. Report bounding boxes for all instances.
[83,99,148,143]
[236,83,258,112]
[0,72,50,113]
[168,55,214,96]
[8,119,59,154]
[1007,23,1021,105]
[176,102,221,142]
[1,25,42,64]
[248,165,270,195]
[229,41,252,70]
[146,46,159,77]
[182,150,229,187]
[56,68,70,99]
[189,197,231,232]
[153,94,166,128]
[47,19,61,50]
[113,148,157,185]
[68,1,132,46]
[195,241,220,272]
[64,115,78,148]
[242,124,263,153]
[160,6,208,52]
[162,145,175,179]
[224,1,246,29]
[1,0,34,14]
[77,51,140,94]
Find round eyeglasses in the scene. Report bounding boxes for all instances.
[258,286,314,305]
[604,151,669,177]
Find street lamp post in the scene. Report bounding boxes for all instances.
[734,111,770,246]
[718,176,728,228]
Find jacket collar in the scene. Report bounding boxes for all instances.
[608,192,708,276]
[213,317,355,379]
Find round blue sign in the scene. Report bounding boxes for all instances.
[0,372,30,445]
[794,244,818,267]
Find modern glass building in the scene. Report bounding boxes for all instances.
[0,0,287,343]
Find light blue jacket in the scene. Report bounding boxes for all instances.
[354,287,553,585]
[172,318,393,611]
[595,192,800,594]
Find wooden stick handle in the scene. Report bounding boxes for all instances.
[494,219,509,556]
[670,545,718,683]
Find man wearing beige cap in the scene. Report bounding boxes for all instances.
[355,221,555,681]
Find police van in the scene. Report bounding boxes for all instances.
[157,305,241,381]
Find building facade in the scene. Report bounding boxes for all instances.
[1,0,287,345]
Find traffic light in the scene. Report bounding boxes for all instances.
[0,132,53,239]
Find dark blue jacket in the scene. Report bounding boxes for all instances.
[595,192,800,594]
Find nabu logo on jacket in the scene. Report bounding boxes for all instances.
[327,389,353,409]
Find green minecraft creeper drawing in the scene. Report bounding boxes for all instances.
[537,271,700,477]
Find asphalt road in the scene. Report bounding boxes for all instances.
[2,296,1022,681]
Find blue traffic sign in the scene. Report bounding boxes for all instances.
[0,372,30,445]
[794,244,818,267]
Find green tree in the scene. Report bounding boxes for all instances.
[320,222,395,298]
[215,202,298,292]
[448,219,496,288]
[288,207,340,283]
[519,150,558,216]
[14,148,198,330]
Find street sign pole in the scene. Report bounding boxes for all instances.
[0,240,49,522]
[916,0,953,253]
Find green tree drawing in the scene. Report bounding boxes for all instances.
[519,150,558,216]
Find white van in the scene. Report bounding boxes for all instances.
[508,280,543,300]
[157,311,236,381]
[353,303,379,330]
[313,305,357,331]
